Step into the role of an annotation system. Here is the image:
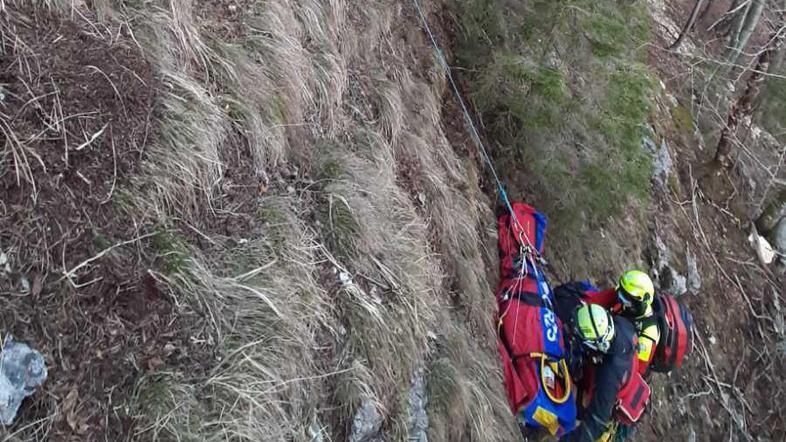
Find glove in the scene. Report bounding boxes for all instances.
[566,337,585,381]
[613,424,635,441]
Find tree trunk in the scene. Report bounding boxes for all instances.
[727,0,753,41]
[715,27,786,169]
[670,0,706,50]
[709,0,747,36]
[767,0,786,75]
[729,0,765,66]
[698,0,713,22]
[769,43,786,76]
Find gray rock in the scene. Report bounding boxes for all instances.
[0,251,8,275]
[772,217,786,266]
[652,233,688,296]
[660,269,687,297]
[19,276,30,294]
[654,233,671,266]
[407,369,428,442]
[652,139,673,188]
[349,400,384,442]
[308,418,325,442]
[0,336,47,425]
[642,136,657,155]
[686,249,701,292]
[756,204,786,235]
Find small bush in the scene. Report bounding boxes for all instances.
[671,104,695,135]
[151,229,191,276]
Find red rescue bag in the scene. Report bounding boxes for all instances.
[651,294,694,373]
[615,371,651,424]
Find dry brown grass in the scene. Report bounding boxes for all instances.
[1,0,520,440]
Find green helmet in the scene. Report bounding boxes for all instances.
[617,270,654,314]
[574,304,615,353]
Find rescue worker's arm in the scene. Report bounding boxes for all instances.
[561,361,625,442]
[636,323,660,374]
[582,288,617,309]
[562,316,638,442]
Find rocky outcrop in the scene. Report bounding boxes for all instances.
[349,400,384,442]
[652,139,674,190]
[772,217,786,267]
[652,233,688,296]
[407,369,429,442]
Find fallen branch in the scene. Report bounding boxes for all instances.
[74,123,108,151]
[61,232,156,285]
[99,133,117,204]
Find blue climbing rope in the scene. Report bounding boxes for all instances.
[410,0,521,228]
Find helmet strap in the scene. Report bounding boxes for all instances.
[588,307,601,347]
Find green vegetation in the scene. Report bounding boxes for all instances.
[151,229,191,276]
[131,373,202,440]
[315,154,362,261]
[671,104,695,136]
[92,229,112,250]
[453,0,656,276]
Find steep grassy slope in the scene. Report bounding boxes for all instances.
[1,0,517,440]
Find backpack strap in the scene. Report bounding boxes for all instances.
[501,288,547,308]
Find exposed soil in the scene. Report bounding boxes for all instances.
[196,0,256,42]
[0,6,208,440]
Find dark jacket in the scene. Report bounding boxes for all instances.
[554,290,638,442]
[566,316,637,442]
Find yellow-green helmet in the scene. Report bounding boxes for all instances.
[617,270,655,308]
[574,304,615,353]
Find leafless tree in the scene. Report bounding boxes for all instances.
[671,0,707,50]
[729,0,766,65]
[708,0,749,36]
[698,0,714,22]
[715,25,786,169]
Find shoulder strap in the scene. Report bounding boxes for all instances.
[504,289,546,308]
[639,319,660,343]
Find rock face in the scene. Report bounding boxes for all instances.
[652,139,674,189]
[686,249,701,292]
[347,369,429,442]
[349,400,384,442]
[652,233,688,296]
[756,199,786,235]
[407,369,429,442]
